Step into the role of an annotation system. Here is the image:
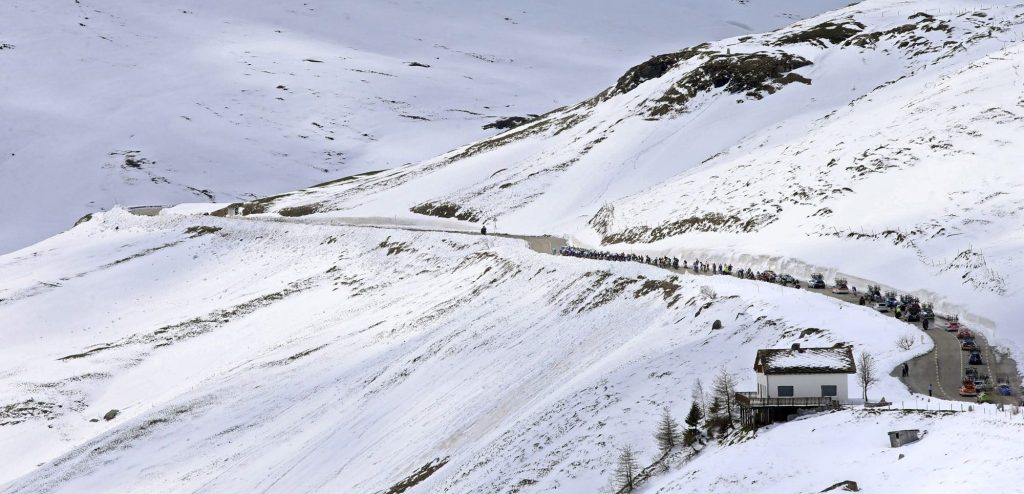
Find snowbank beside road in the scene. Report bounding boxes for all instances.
[0,211,941,492]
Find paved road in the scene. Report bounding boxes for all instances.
[234,215,1020,404]
[546,250,1022,406]
[796,286,1020,405]
[895,317,1020,405]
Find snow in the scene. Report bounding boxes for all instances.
[649,408,1024,494]
[0,210,944,492]
[6,1,1024,492]
[0,0,850,253]
[255,0,1024,360]
[759,347,855,373]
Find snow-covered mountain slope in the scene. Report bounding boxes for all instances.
[3,209,989,493]
[9,1,1024,492]
[648,407,1024,493]
[0,0,850,254]
[257,0,1024,348]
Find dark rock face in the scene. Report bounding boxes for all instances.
[610,45,710,96]
[648,51,813,117]
[776,21,866,47]
[482,115,539,131]
[712,320,723,330]
[410,201,480,222]
[103,409,119,421]
[821,480,860,492]
[602,212,761,244]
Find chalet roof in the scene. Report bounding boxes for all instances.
[754,345,856,375]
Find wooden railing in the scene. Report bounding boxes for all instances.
[735,392,836,408]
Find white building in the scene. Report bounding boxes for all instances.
[753,344,856,403]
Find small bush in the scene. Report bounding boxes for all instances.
[185,226,222,237]
[278,204,319,217]
[700,286,718,299]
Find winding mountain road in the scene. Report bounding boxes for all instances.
[232,214,1022,405]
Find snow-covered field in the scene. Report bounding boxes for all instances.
[7,0,1024,492]
[2,210,984,493]
[0,0,850,253]
[256,0,1024,354]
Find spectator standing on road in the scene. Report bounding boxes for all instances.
[902,363,909,377]
[928,384,933,397]
[922,318,930,330]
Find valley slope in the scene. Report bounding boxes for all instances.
[260,0,1024,353]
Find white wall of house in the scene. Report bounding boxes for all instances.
[756,373,851,402]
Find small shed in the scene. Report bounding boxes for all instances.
[888,429,922,447]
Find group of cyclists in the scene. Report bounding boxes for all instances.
[557,246,680,269]
[557,246,775,280]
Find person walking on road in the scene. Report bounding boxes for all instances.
[922,318,930,330]
[902,363,909,377]
[928,383,933,397]
[481,225,487,235]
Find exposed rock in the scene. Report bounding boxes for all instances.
[648,51,812,117]
[602,212,762,244]
[410,201,480,222]
[482,115,539,131]
[384,457,449,494]
[776,21,866,47]
[184,225,221,237]
[407,61,431,68]
[588,204,616,235]
[712,319,723,330]
[821,480,859,492]
[611,44,711,96]
[103,409,119,421]
[278,204,321,217]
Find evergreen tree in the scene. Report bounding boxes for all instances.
[613,445,641,493]
[683,401,702,448]
[705,397,722,434]
[654,408,679,453]
[686,401,703,427]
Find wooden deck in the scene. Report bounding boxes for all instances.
[736,392,839,428]
[735,391,836,409]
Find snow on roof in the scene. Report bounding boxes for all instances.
[755,346,856,374]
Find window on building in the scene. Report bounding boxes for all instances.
[777,385,794,397]
[821,385,838,397]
